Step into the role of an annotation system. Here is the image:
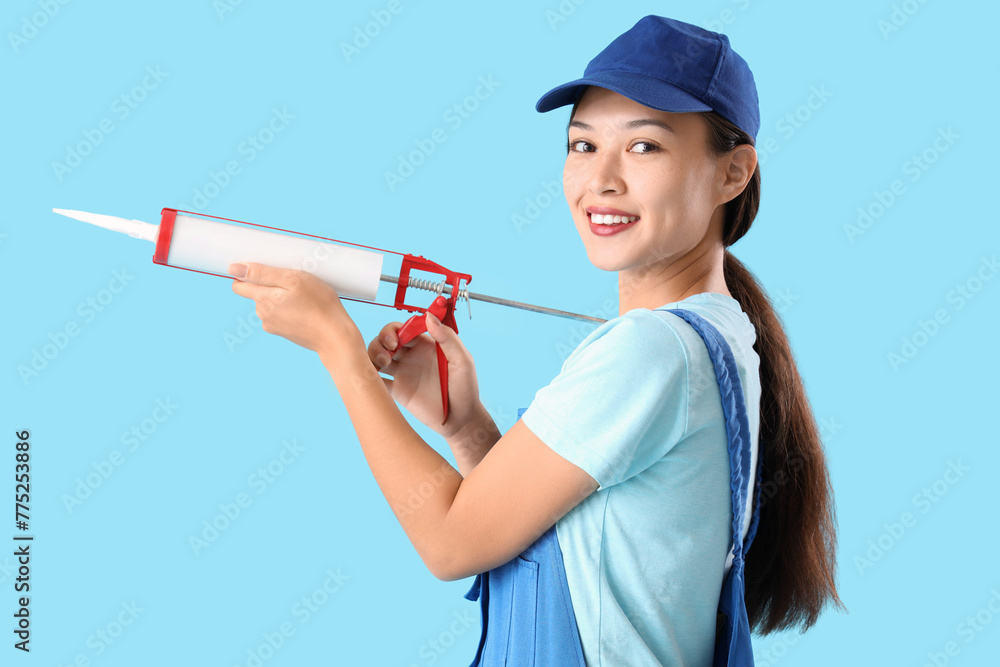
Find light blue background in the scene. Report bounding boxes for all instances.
[2,0,998,665]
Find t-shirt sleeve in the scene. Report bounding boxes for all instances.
[519,310,690,491]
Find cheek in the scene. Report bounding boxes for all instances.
[630,165,679,211]
[670,162,718,213]
[563,161,584,198]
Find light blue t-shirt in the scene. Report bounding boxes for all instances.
[519,292,761,667]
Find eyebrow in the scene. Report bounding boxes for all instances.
[568,118,675,133]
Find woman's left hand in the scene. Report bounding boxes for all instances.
[228,262,363,359]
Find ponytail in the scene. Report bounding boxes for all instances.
[703,111,846,634]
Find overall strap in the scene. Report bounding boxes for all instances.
[463,309,762,667]
[662,309,762,560]
[461,404,588,667]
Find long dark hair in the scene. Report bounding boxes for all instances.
[567,97,845,633]
[702,110,845,634]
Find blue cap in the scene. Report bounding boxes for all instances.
[535,15,760,140]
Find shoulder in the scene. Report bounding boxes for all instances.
[520,308,696,491]
[559,303,750,388]
[646,295,759,370]
[561,307,692,372]
[569,296,760,410]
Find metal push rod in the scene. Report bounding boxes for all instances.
[379,274,608,324]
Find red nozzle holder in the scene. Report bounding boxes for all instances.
[390,255,472,425]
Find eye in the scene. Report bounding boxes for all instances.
[567,139,595,153]
[629,141,660,154]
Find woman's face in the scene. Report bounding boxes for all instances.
[562,86,729,276]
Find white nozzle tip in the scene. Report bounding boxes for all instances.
[52,208,91,222]
[51,207,158,242]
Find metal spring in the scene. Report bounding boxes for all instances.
[407,276,472,318]
[407,276,468,299]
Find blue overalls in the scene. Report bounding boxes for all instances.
[463,308,764,666]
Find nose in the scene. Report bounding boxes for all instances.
[586,150,625,195]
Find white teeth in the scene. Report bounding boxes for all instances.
[590,214,637,225]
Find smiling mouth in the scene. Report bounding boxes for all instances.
[588,213,639,225]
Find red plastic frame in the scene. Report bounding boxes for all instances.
[392,254,472,335]
[152,207,472,326]
[152,207,471,425]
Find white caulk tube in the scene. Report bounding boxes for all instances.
[52,208,384,301]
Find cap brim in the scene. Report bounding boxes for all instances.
[536,71,712,115]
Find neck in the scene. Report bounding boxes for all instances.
[617,241,730,316]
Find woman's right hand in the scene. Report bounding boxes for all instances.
[367,311,484,440]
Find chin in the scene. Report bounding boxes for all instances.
[583,248,627,273]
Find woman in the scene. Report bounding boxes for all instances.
[228,15,843,666]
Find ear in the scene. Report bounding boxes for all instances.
[718,144,757,205]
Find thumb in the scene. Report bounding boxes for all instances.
[230,262,270,284]
[228,262,291,287]
[424,311,464,360]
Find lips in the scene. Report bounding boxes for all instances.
[590,213,637,225]
[587,205,638,218]
[586,206,639,236]
[588,216,638,236]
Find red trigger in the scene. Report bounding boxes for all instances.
[392,295,454,425]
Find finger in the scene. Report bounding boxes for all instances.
[378,322,403,353]
[388,322,423,352]
[229,262,298,287]
[371,346,397,372]
[369,323,404,368]
[377,351,398,375]
[424,312,469,363]
[231,279,252,298]
[381,324,421,361]
[231,280,282,301]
